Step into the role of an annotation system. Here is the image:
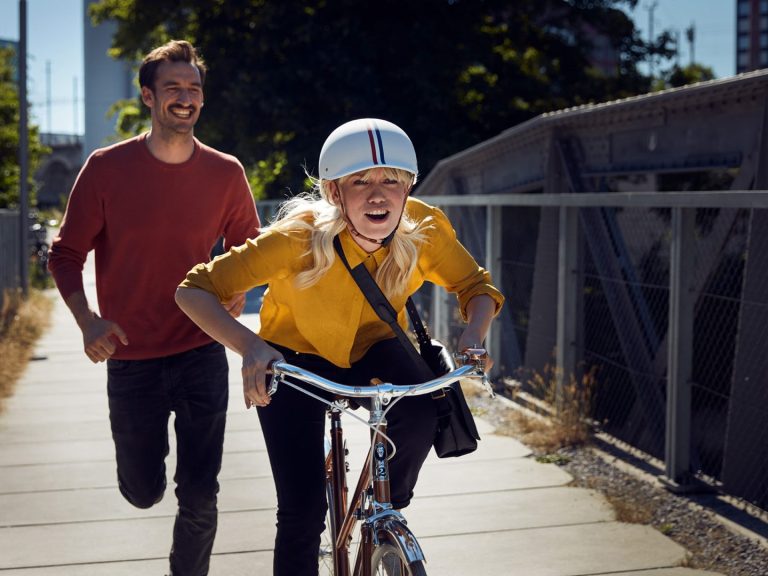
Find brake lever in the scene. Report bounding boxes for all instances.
[267,375,280,396]
[266,360,281,396]
[454,348,496,398]
[481,373,496,399]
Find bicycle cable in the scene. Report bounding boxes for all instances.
[276,377,399,455]
[275,375,438,462]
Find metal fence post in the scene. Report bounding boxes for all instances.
[432,283,448,343]
[662,206,696,490]
[486,204,502,376]
[556,205,579,413]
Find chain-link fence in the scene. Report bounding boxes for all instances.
[0,210,21,298]
[425,192,768,515]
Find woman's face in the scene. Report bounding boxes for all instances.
[331,168,410,252]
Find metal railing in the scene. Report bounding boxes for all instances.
[0,209,21,297]
[422,190,768,516]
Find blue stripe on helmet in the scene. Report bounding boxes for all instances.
[374,123,386,164]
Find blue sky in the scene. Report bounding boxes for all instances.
[0,0,737,136]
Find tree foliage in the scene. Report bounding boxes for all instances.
[664,63,716,88]
[90,0,677,198]
[0,47,47,209]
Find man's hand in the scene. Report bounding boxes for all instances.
[223,292,247,318]
[81,314,129,363]
[64,291,129,363]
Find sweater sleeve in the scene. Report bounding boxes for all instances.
[221,161,260,250]
[47,154,105,301]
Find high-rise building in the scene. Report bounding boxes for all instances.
[83,0,134,157]
[736,0,768,72]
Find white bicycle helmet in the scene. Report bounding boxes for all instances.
[318,118,418,181]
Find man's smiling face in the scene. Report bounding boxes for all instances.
[141,60,204,136]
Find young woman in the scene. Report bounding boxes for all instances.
[175,118,504,576]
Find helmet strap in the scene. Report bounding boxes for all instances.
[338,196,385,245]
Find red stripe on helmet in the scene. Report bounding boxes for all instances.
[367,127,379,165]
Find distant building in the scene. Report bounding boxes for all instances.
[83,0,134,157]
[0,39,82,209]
[35,133,83,209]
[736,0,768,72]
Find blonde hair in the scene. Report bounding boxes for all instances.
[265,167,430,298]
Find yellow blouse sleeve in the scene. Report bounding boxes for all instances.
[413,200,505,321]
[180,228,308,302]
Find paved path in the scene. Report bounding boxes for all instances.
[0,270,724,574]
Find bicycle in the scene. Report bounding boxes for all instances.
[267,347,493,576]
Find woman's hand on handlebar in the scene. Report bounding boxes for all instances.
[460,295,496,372]
[457,332,493,373]
[241,340,283,409]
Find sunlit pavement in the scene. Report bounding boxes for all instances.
[0,259,723,575]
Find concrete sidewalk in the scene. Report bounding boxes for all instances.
[0,283,724,575]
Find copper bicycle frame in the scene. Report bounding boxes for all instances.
[325,404,400,576]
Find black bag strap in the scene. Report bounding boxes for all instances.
[405,298,431,349]
[333,236,420,359]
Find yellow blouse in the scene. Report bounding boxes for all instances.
[180,197,504,367]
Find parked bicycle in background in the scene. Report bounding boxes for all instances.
[28,210,55,287]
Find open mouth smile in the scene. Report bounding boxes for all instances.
[365,209,390,222]
[170,106,195,119]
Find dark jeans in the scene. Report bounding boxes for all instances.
[107,341,229,576]
[258,338,438,576]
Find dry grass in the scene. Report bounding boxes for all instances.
[472,370,660,528]
[497,411,582,453]
[485,365,598,454]
[0,290,53,412]
[477,368,672,528]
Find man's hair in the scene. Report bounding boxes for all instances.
[138,40,207,91]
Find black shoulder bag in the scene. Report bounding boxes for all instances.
[333,236,480,458]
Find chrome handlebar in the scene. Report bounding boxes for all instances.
[268,348,493,400]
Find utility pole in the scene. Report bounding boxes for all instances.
[73,77,79,134]
[46,60,52,134]
[646,0,659,79]
[686,23,696,66]
[18,0,29,296]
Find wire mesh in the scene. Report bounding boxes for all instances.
[422,195,768,514]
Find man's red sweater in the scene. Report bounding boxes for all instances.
[49,133,261,359]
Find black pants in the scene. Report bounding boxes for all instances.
[257,338,439,576]
[106,341,229,576]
